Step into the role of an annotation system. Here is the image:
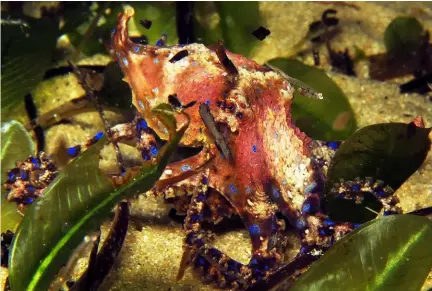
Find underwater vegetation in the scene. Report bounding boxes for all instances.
[1,2,432,291]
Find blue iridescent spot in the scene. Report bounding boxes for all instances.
[136,120,148,131]
[249,224,260,236]
[197,256,206,266]
[20,170,28,180]
[237,112,243,119]
[252,145,257,152]
[272,187,280,198]
[30,157,39,168]
[181,164,192,172]
[305,182,317,193]
[249,257,258,267]
[296,219,307,230]
[122,57,129,67]
[111,28,116,35]
[142,152,150,161]
[8,171,16,181]
[27,186,35,192]
[324,219,335,226]
[190,214,201,223]
[229,184,237,194]
[353,223,361,228]
[25,198,34,204]
[327,141,339,150]
[94,131,103,141]
[352,184,360,192]
[378,189,386,197]
[151,146,158,155]
[319,229,327,237]
[134,46,140,53]
[205,100,210,105]
[154,58,160,64]
[156,39,163,46]
[67,146,81,158]
[245,186,251,193]
[300,246,308,254]
[302,203,311,213]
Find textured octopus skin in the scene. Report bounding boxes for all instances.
[107,8,432,290]
[109,8,354,288]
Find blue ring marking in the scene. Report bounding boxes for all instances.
[272,187,280,198]
[197,256,207,266]
[94,131,104,141]
[324,219,335,227]
[353,223,361,228]
[302,203,311,214]
[20,170,28,180]
[150,146,158,156]
[351,184,361,192]
[25,197,34,204]
[134,46,140,53]
[181,164,192,172]
[229,184,237,194]
[249,224,261,236]
[305,182,317,193]
[319,229,327,237]
[327,141,339,150]
[30,157,39,168]
[67,146,81,158]
[252,145,257,152]
[8,171,16,181]
[296,219,307,230]
[205,100,210,105]
[156,39,163,46]
[122,57,129,67]
[245,186,251,193]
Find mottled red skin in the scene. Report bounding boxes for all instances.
[111,8,350,287]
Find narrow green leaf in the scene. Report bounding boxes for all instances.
[291,215,432,291]
[384,17,425,56]
[9,110,188,291]
[1,121,35,232]
[324,123,431,222]
[1,15,59,114]
[267,58,357,140]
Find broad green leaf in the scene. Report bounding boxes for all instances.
[291,215,432,291]
[214,2,261,58]
[194,2,261,57]
[9,108,188,291]
[130,2,178,45]
[384,17,425,56]
[267,58,357,140]
[1,121,35,232]
[324,122,431,222]
[68,2,177,56]
[1,15,59,115]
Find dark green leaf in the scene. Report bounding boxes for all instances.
[291,215,432,291]
[214,2,261,57]
[325,123,431,222]
[1,15,59,114]
[1,121,35,232]
[267,58,357,140]
[384,17,425,56]
[9,110,188,291]
[99,62,133,109]
[61,2,93,34]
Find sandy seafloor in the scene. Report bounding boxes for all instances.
[1,2,431,291]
